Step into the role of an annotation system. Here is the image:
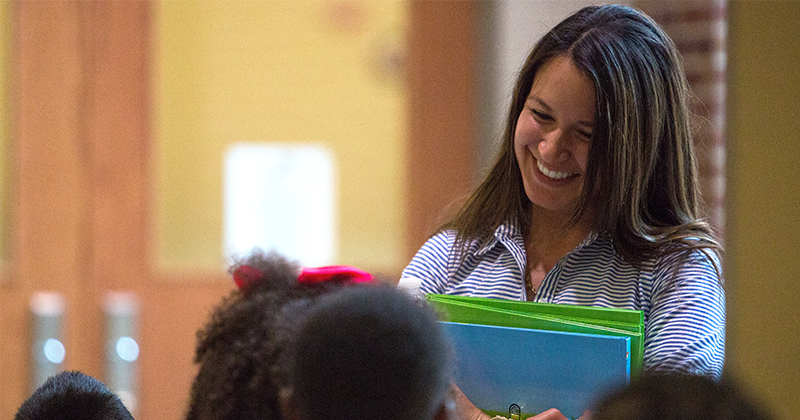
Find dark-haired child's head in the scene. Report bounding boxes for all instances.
[185,250,374,420]
[283,284,454,420]
[15,371,134,420]
[593,373,772,420]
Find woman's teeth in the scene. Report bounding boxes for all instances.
[537,160,574,180]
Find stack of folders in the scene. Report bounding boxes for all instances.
[425,294,644,420]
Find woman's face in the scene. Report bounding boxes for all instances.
[514,55,596,216]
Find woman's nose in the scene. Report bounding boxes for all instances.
[538,130,569,162]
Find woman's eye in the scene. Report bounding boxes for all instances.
[531,109,552,121]
[577,131,593,141]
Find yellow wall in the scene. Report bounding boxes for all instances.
[727,2,800,419]
[153,1,408,273]
[0,1,9,262]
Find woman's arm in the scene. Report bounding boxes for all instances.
[644,249,725,378]
[399,231,455,295]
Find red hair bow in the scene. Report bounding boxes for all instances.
[232,265,263,292]
[297,265,374,285]
[233,264,373,294]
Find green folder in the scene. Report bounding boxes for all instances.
[425,294,644,377]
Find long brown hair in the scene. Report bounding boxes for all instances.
[443,4,720,268]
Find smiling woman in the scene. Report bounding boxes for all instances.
[400,4,724,419]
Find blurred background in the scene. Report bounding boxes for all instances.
[0,1,797,419]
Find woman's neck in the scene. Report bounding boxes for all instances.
[526,206,593,273]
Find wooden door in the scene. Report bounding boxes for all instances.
[0,2,476,419]
[0,2,230,419]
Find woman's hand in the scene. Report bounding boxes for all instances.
[525,408,593,420]
[525,408,569,420]
[448,382,593,420]
[449,383,491,420]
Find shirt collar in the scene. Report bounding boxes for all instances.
[474,222,520,256]
[473,221,601,257]
[575,230,600,251]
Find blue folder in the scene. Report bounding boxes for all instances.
[426,294,644,377]
[441,321,631,419]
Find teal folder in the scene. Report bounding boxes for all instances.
[442,322,629,419]
[427,294,644,419]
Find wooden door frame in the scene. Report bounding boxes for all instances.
[406,0,478,262]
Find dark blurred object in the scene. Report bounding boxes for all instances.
[594,373,772,420]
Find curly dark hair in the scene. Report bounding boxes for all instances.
[184,251,351,420]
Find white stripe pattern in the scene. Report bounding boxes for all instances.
[399,222,725,379]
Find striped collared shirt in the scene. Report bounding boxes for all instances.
[399,222,725,379]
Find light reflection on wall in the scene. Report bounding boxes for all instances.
[223,143,336,267]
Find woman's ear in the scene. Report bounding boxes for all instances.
[279,387,302,420]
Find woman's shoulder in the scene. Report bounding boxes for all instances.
[647,241,723,295]
[424,222,516,247]
[412,222,524,267]
[405,230,460,269]
[652,240,721,271]
[421,229,458,250]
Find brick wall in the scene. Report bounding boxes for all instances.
[635,0,728,242]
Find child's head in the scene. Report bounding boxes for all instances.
[282,284,454,420]
[15,371,134,420]
[185,250,374,420]
[593,373,772,420]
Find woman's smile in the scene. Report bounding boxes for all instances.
[536,158,577,181]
